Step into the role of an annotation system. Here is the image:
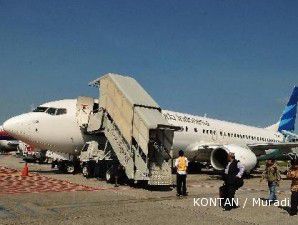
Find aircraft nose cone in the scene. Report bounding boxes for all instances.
[3,114,34,139]
[3,117,20,137]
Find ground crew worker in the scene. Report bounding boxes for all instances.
[260,159,281,203]
[113,162,123,187]
[223,152,245,210]
[287,153,298,216]
[175,150,189,197]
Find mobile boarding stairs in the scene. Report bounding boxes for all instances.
[76,73,180,186]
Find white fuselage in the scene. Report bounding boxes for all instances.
[3,99,284,160]
[163,110,284,159]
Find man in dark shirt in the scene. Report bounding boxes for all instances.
[223,152,245,211]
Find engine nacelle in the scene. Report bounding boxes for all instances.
[210,144,257,173]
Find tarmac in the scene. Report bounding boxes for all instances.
[0,154,297,225]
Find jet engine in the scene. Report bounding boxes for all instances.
[210,144,257,172]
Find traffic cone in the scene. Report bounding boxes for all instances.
[21,163,29,176]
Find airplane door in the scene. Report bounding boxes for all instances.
[211,129,217,141]
[76,96,94,128]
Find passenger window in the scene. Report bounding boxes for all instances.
[203,129,205,133]
[185,126,188,132]
[46,108,57,115]
[194,128,198,132]
[56,108,67,115]
[220,131,223,136]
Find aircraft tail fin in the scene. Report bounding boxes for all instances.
[266,86,298,132]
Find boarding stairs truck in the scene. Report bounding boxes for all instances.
[76,73,180,186]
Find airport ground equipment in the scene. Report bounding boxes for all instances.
[76,73,180,185]
[46,151,79,173]
[79,137,115,180]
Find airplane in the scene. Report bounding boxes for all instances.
[3,86,298,174]
[0,126,19,153]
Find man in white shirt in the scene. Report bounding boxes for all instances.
[175,150,189,197]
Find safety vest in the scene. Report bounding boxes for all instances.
[177,156,187,172]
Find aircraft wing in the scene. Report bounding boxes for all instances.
[188,141,298,158]
[247,142,298,156]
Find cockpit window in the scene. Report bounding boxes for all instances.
[46,108,57,115]
[33,106,67,116]
[33,107,48,112]
[56,108,67,115]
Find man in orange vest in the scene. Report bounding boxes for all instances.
[175,150,189,197]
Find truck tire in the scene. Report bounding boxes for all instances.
[66,163,75,174]
[82,164,92,178]
[57,162,65,172]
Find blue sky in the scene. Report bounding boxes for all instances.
[0,0,297,129]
